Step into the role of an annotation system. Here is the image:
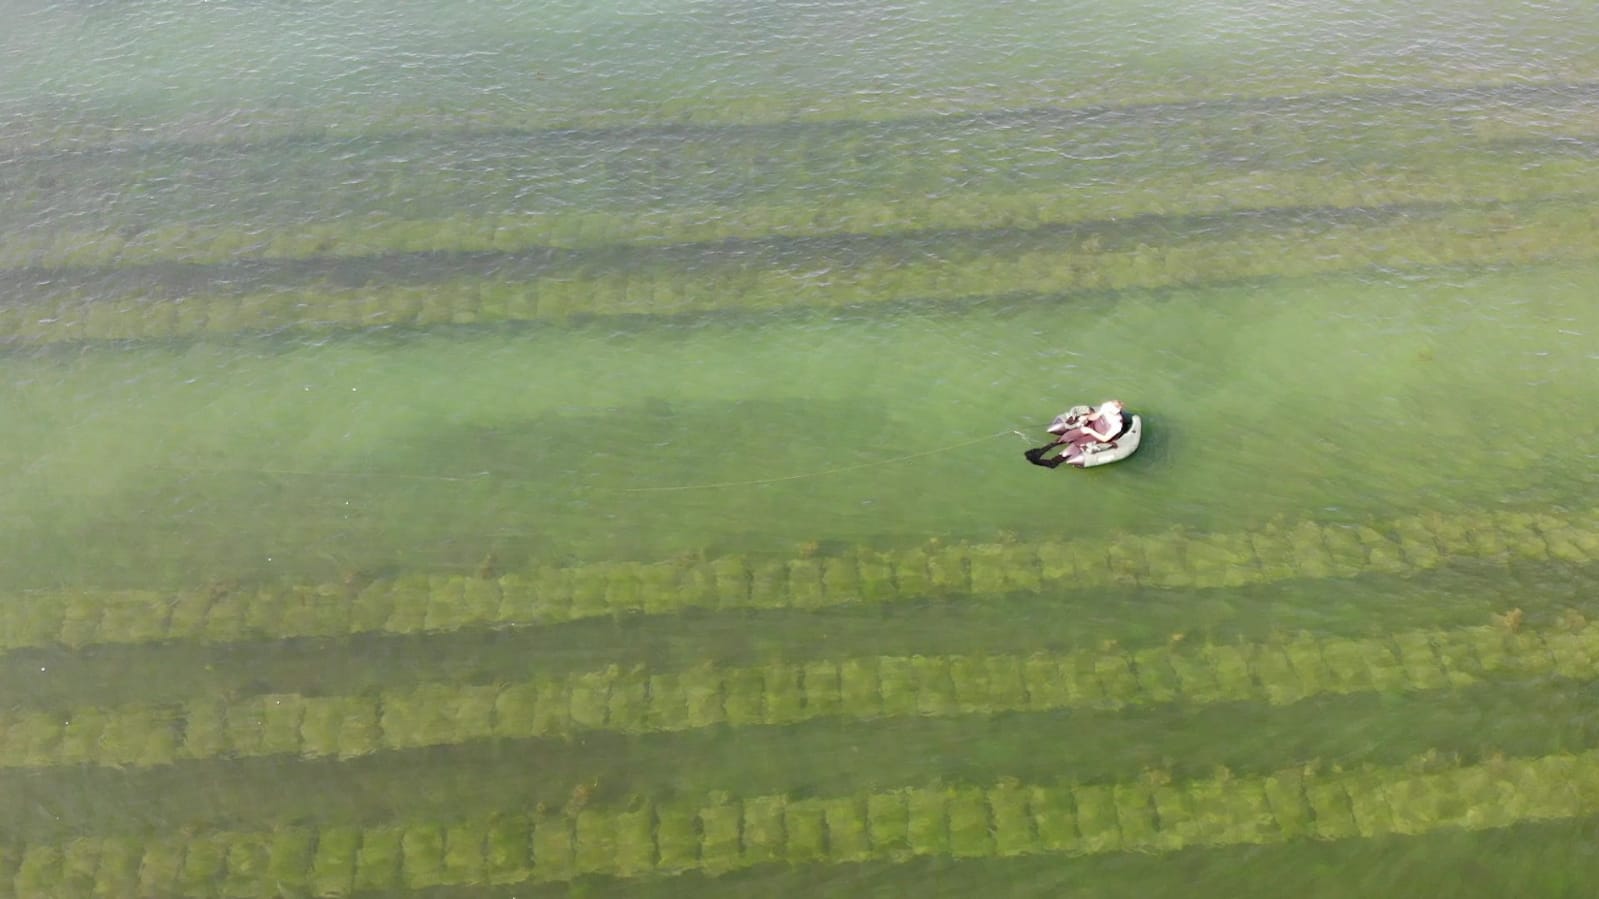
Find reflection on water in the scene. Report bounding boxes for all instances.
[2,1,1599,896]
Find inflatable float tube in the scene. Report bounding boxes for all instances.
[1074,413,1141,467]
[1024,405,1143,469]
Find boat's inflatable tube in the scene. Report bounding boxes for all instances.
[1073,413,1141,467]
[1025,406,1143,469]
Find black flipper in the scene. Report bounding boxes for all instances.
[1024,445,1071,469]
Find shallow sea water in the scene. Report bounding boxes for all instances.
[2,2,1599,897]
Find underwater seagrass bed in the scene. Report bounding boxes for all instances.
[3,1,1599,897]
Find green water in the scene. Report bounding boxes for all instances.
[3,1,1599,897]
[3,266,1596,588]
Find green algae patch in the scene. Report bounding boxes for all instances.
[682,664,728,729]
[946,787,994,858]
[949,654,990,714]
[92,836,142,898]
[179,833,228,897]
[740,794,786,866]
[801,660,842,718]
[613,806,656,877]
[309,826,361,897]
[877,656,920,718]
[988,781,1037,857]
[14,845,64,899]
[1262,770,1315,840]
[6,505,1599,664]
[1113,781,1160,851]
[697,798,743,875]
[905,788,951,857]
[1305,779,1361,840]
[572,809,617,876]
[654,801,701,873]
[722,665,768,727]
[12,748,1599,890]
[839,656,884,720]
[866,790,912,859]
[1030,785,1080,853]
[266,826,315,894]
[352,825,404,893]
[762,662,807,725]
[135,837,184,896]
[785,798,829,863]
[1130,647,1181,705]
[484,814,532,885]
[400,822,447,889]
[529,813,575,883]
[13,614,1599,778]
[1073,784,1122,855]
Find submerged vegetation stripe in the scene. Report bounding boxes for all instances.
[0,619,1591,771]
[0,506,1592,656]
[11,163,1591,273]
[3,199,1599,343]
[5,131,1597,270]
[5,67,1599,156]
[7,749,1599,896]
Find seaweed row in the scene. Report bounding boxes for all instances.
[1,506,1593,657]
[1,620,1592,772]
[3,198,1599,345]
[0,91,1520,234]
[2,99,1572,245]
[5,152,1592,271]
[12,199,1599,347]
[6,57,1598,156]
[6,749,1599,897]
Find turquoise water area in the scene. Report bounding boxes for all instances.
[2,1,1599,897]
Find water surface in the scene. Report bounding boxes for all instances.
[2,1,1599,896]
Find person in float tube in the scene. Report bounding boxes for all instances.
[1074,399,1127,444]
[1025,399,1127,468]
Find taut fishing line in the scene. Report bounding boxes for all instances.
[153,428,1036,493]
